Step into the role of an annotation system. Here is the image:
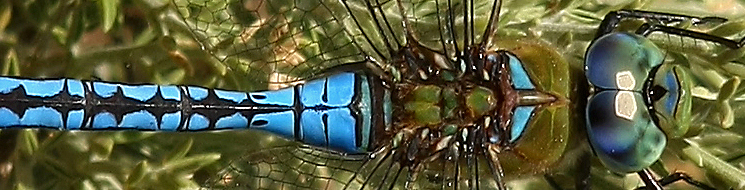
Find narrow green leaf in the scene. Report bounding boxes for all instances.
[13,183,29,190]
[0,0,11,32]
[717,77,740,102]
[682,143,745,189]
[2,49,20,76]
[66,9,85,46]
[79,179,96,190]
[718,48,745,63]
[163,153,221,174]
[112,131,154,143]
[98,0,120,32]
[91,173,124,190]
[18,130,38,156]
[51,26,67,45]
[710,19,745,37]
[719,102,734,128]
[165,138,193,162]
[691,130,743,147]
[722,62,745,78]
[90,137,114,159]
[133,27,158,46]
[126,161,148,186]
[716,77,739,128]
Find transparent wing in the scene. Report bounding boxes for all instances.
[174,0,505,189]
[203,145,363,189]
[203,144,421,190]
[173,0,372,89]
[172,0,502,89]
[203,143,504,190]
[399,0,501,55]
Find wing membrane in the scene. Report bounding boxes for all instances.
[175,0,506,189]
[174,0,370,87]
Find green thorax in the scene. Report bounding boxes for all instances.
[402,84,497,126]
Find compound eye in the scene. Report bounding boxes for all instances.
[585,91,666,173]
[585,32,664,91]
[649,64,693,138]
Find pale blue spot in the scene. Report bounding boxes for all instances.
[120,110,158,130]
[67,109,85,129]
[161,111,181,131]
[0,77,21,94]
[20,107,63,128]
[187,113,209,130]
[301,109,327,147]
[250,87,294,106]
[92,112,117,128]
[120,84,158,102]
[188,86,209,101]
[24,79,65,98]
[214,89,248,104]
[326,108,358,153]
[159,86,181,101]
[67,80,85,97]
[0,107,20,127]
[93,82,118,98]
[251,110,294,138]
[510,106,535,143]
[215,112,248,129]
[325,73,355,107]
[507,54,535,90]
[301,76,325,107]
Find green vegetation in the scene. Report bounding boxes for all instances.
[0,0,744,189]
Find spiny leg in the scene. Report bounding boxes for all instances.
[485,152,506,190]
[483,133,506,189]
[466,127,479,189]
[575,150,592,190]
[635,169,718,190]
[635,23,744,49]
[637,168,664,190]
[656,172,717,190]
[595,10,729,40]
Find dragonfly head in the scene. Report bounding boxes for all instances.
[584,31,696,173]
[585,32,668,173]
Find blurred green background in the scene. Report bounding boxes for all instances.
[1,0,745,189]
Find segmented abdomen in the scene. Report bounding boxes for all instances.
[0,72,382,154]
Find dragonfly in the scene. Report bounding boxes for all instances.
[1,0,744,189]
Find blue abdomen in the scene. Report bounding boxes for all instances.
[0,72,386,154]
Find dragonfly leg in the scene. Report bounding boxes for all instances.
[574,150,592,190]
[654,172,718,190]
[636,169,664,190]
[635,169,718,190]
[485,142,507,190]
[635,23,744,49]
[595,10,729,40]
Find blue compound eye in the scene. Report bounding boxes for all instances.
[585,32,664,91]
[585,90,667,173]
[649,64,693,138]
